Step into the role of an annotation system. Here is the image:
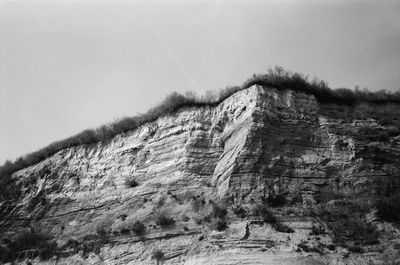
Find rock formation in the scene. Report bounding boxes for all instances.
[1,85,399,264]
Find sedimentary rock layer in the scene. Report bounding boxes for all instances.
[1,85,399,264]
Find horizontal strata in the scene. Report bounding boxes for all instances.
[9,85,400,208]
[1,85,400,264]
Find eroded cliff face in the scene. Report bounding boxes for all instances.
[1,86,399,264]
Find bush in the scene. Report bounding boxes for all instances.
[112,219,146,235]
[327,244,336,251]
[376,196,400,222]
[0,228,56,263]
[152,249,165,263]
[78,236,102,257]
[155,214,175,227]
[242,67,400,105]
[330,218,377,244]
[131,221,146,235]
[375,175,400,222]
[63,238,80,250]
[210,200,228,219]
[272,222,294,233]
[253,203,294,233]
[347,245,364,253]
[266,193,287,207]
[317,202,379,246]
[297,241,324,254]
[320,102,400,126]
[212,219,228,231]
[124,177,138,188]
[310,224,326,236]
[58,234,106,257]
[232,205,247,218]
[253,204,277,224]
[95,216,114,242]
[191,195,206,212]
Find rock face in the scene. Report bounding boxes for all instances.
[1,85,400,264]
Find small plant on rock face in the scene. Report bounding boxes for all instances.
[266,193,287,207]
[375,175,400,222]
[253,202,294,233]
[232,204,247,218]
[253,204,276,224]
[95,216,114,242]
[152,249,165,265]
[347,245,364,253]
[212,219,228,231]
[112,218,146,236]
[205,199,229,231]
[124,177,138,188]
[272,222,294,233]
[131,221,146,235]
[210,200,228,219]
[310,224,326,236]
[316,201,379,246]
[191,195,206,212]
[0,228,56,263]
[155,214,175,227]
[297,241,324,254]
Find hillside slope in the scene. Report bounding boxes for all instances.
[1,85,399,264]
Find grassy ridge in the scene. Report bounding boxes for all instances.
[1,66,399,182]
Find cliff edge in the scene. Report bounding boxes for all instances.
[1,85,399,264]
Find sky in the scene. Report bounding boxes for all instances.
[0,0,399,163]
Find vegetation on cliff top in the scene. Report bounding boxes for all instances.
[1,66,399,182]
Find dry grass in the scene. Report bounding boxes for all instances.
[1,66,399,182]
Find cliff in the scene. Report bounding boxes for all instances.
[1,85,399,264]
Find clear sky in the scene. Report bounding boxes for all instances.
[1,0,399,163]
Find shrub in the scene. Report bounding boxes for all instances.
[78,237,102,257]
[152,249,165,264]
[375,175,400,222]
[297,241,324,254]
[131,221,146,235]
[112,219,146,235]
[253,204,277,224]
[232,204,247,218]
[320,102,400,125]
[354,127,396,142]
[327,244,336,251]
[347,245,364,253]
[63,238,80,250]
[242,67,400,105]
[317,202,379,246]
[310,224,326,236]
[266,193,287,207]
[0,228,56,263]
[59,234,107,257]
[124,177,138,188]
[212,219,228,231]
[155,214,175,227]
[95,216,114,242]
[272,222,294,233]
[253,203,294,233]
[191,195,206,212]
[210,200,228,219]
[376,196,400,222]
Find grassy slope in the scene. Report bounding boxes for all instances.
[1,66,400,184]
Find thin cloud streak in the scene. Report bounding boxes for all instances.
[151,28,200,91]
[0,0,399,163]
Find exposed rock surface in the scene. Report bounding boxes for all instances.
[1,86,399,264]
